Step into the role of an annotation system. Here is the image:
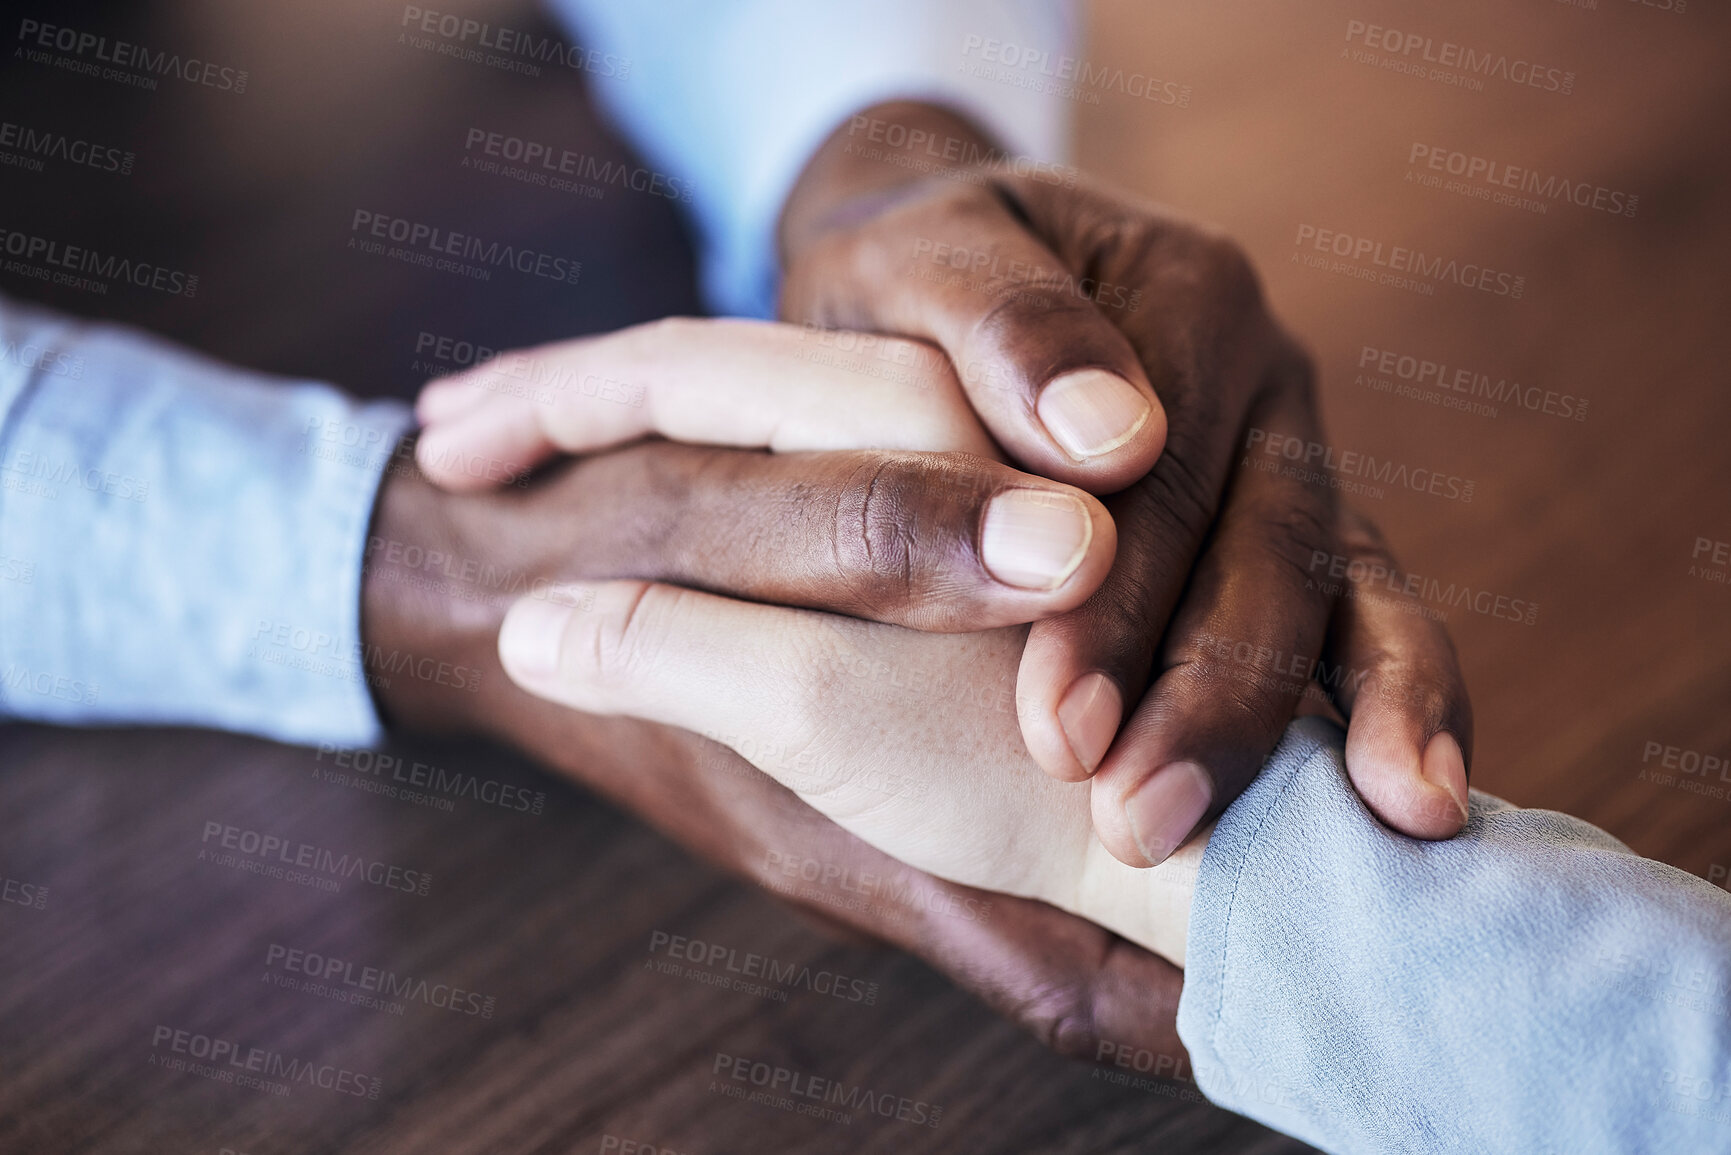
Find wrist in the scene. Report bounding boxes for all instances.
[778,100,1007,272]
[359,443,515,736]
[1073,822,1213,969]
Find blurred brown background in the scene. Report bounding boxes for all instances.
[1081,0,1731,875]
[1,1,1726,1153]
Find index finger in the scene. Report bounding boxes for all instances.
[415,316,998,491]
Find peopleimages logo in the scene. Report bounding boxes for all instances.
[0,227,197,297]
[263,943,497,1018]
[1407,144,1637,218]
[348,210,581,285]
[199,820,433,896]
[398,7,630,79]
[1293,224,1525,299]
[646,930,880,1006]
[0,119,134,175]
[1244,427,1476,504]
[0,334,82,378]
[1342,19,1574,95]
[1357,344,1588,423]
[15,18,249,93]
[2,875,48,910]
[314,742,547,815]
[149,1025,381,1098]
[462,128,691,202]
[959,34,1191,107]
[1308,549,1540,627]
[711,1053,943,1128]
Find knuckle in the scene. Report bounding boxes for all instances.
[1254,498,1339,593]
[829,456,926,612]
[1139,450,1219,539]
[1336,506,1397,559]
[1074,560,1171,679]
[1166,648,1300,740]
[1014,983,1099,1058]
[580,581,670,690]
[1221,673,1298,737]
[1360,665,1449,721]
[968,289,1106,369]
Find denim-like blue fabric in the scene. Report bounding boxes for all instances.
[0,299,411,745]
[551,0,1075,318]
[1180,717,1731,1154]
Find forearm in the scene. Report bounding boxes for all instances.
[0,297,409,745]
[1073,822,1209,970]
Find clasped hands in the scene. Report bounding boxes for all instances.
[363,102,1471,1061]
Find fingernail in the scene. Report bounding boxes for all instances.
[1057,672,1121,774]
[981,489,1092,590]
[498,597,573,681]
[1037,369,1152,460]
[1125,761,1213,867]
[1421,731,1470,825]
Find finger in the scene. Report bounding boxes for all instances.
[497,581,843,809]
[782,185,1166,492]
[515,444,1116,630]
[1093,410,1334,867]
[415,316,997,491]
[1011,379,1262,786]
[1314,510,1473,838]
[1020,369,1337,867]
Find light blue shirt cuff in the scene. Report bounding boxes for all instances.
[1180,717,1731,1154]
[549,0,1075,318]
[0,299,412,747]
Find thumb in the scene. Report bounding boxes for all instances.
[496,581,832,784]
[781,184,1166,493]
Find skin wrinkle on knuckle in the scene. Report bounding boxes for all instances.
[1360,657,1453,720]
[557,581,657,704]
[966,283,1109,371]
[1134,450,1219,543]
[1253,499,1341,595]
[1073,216,1162,299]
[785,228,885,330]
[1165,652,1293,743]
[1221,676,1295,743]
[1337,506,1392,553]
[1341,539,1401,577]
[1078,478,1207,651]
[1076,562,1168,675]
[999,171,1117,261]
[1010,978,1097,1056]
[602,582,665,685]
[830,455,922,614]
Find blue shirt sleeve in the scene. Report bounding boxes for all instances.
[0,297,412,747]
[546,0,1076,318]
[1180,716,1731,1154]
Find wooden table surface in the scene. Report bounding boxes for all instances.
[3,1,1728,1152]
